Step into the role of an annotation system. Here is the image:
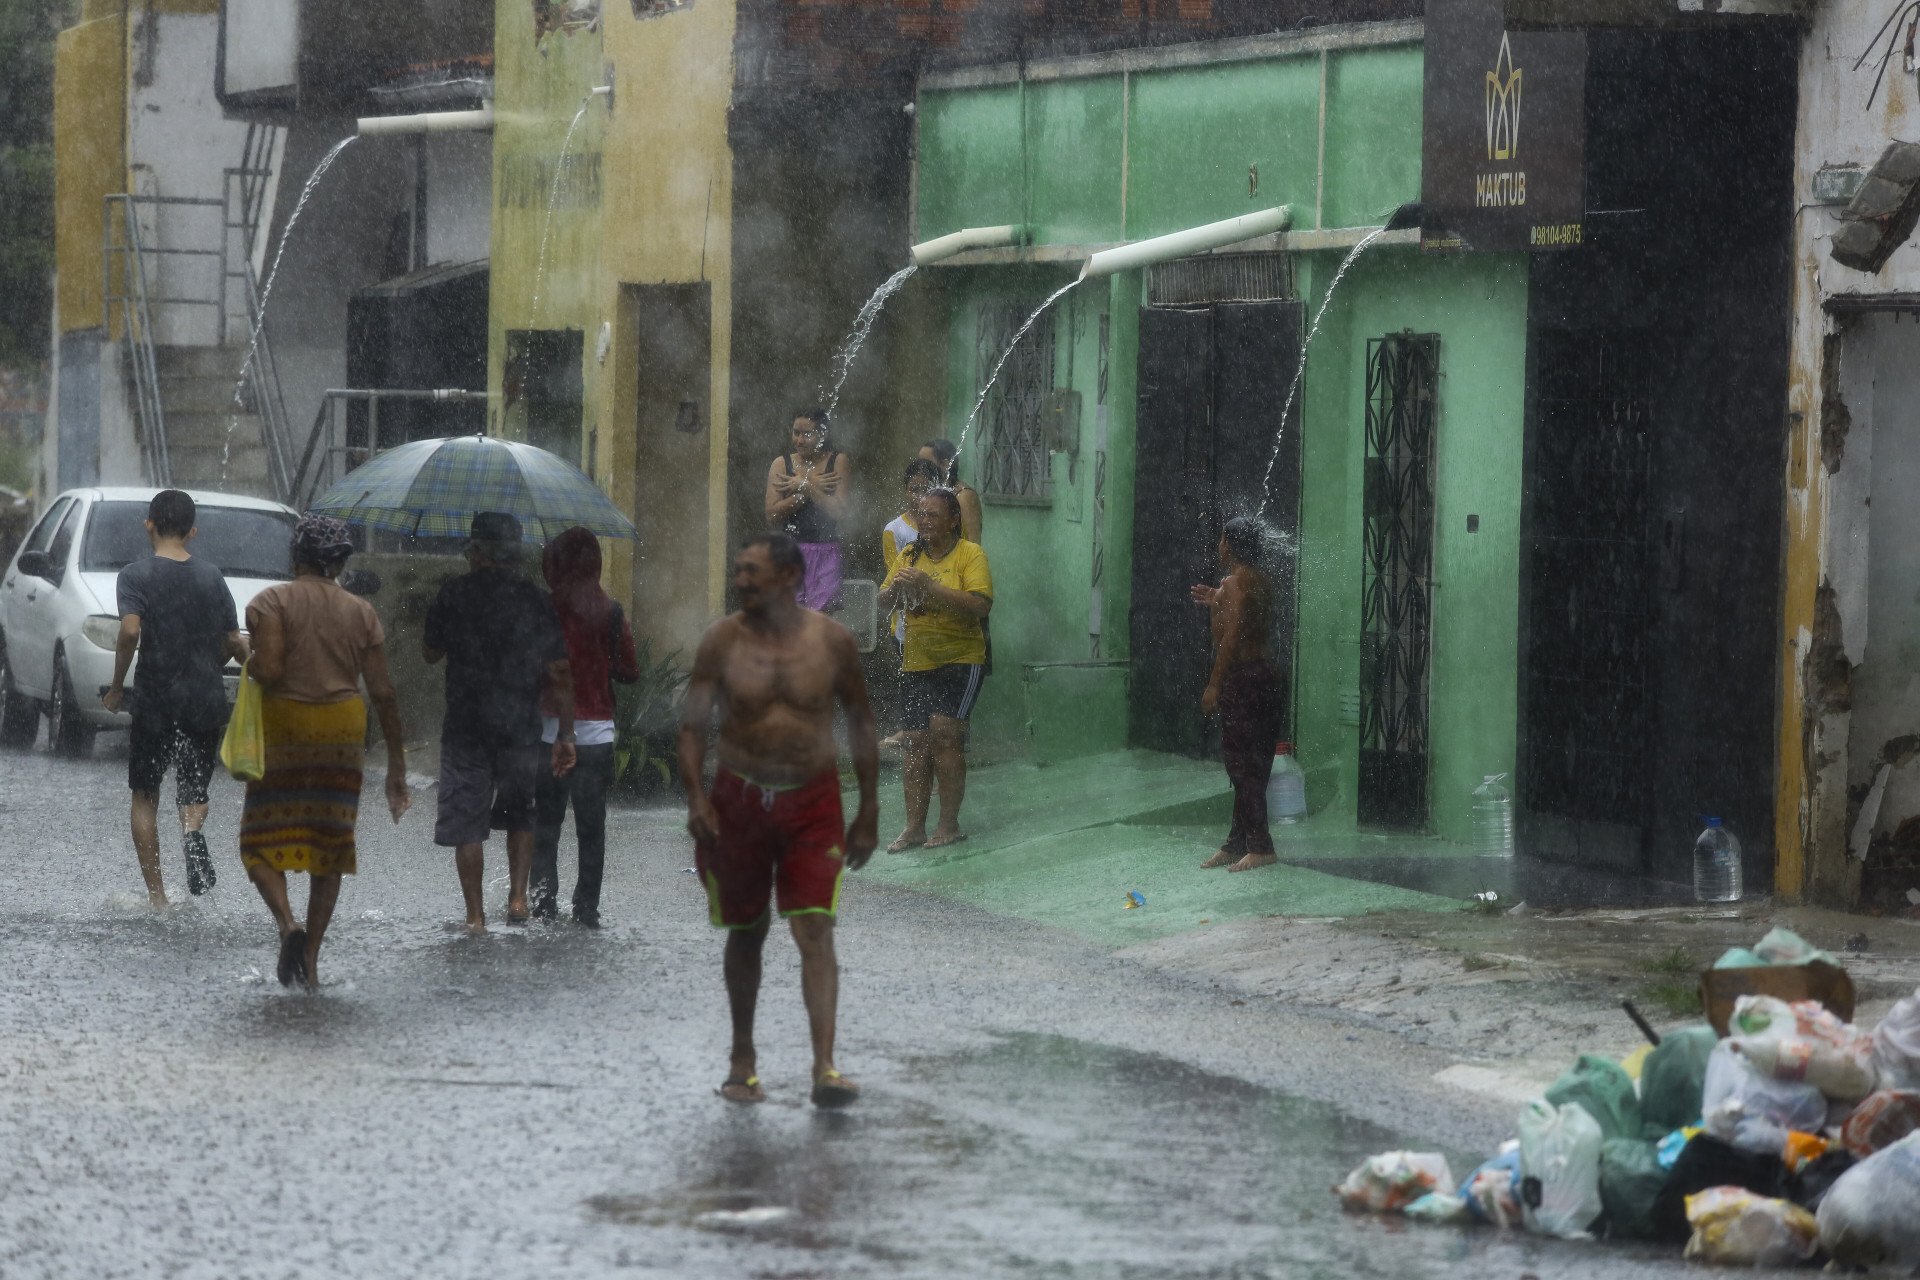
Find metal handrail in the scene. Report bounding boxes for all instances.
[291,388,491,509]
[102,195,171,486]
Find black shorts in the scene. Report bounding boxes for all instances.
[435,737,543,846]
[900,663,985,731]
[128,710,222,804]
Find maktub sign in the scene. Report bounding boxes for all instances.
[1421,0,1587,252]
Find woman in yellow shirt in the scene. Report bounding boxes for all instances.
[878,488,992,851]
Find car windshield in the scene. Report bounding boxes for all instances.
[81,501,296,581]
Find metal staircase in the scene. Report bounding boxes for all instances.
[100,122,296,501]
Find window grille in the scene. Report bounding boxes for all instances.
[975,299,1056,502]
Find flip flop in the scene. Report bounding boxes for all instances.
[886,834,926,854]
[923,833,968,849]
[718,1075,765,1104]
[811,1069,860,1109]
[276,928,307,988]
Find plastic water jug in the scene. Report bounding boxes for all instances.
[1693,817,1743,903]
[1266,743,1306,825]
[1470,773,1515,858]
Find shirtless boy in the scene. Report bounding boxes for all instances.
[1191,516,1284,872]
[678,531,880,1108]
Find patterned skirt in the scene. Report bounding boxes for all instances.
[240,695,366,876]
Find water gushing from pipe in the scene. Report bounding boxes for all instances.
[1256,226,1390,517]
[531,96,595,322]
[823,263,917,421]
[222,135,359,486]
[954,279,1080,463]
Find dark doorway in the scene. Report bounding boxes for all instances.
[1129,300,1303,757]
[505,330,585,466]
[345,260,487,449]
[1359,333,1440,830]
[1517,25,1797,888]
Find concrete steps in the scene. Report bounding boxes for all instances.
[151,346,278,499]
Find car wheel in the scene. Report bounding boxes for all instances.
[49,649,95,759]
[0,639,36,749]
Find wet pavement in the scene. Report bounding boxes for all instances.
[2,738,1717,1278]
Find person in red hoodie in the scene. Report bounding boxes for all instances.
[531,527,640,926]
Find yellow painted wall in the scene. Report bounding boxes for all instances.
[54,13,126,335]
[490,0,736,653]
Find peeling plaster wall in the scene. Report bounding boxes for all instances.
[1778,0,1920,903]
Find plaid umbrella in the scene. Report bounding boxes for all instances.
[306,435,636,540]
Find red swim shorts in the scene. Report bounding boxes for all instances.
[695,768,846,929]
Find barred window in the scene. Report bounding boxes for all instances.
[975,300,1056,502]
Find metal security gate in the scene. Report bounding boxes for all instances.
[1130,300,1304,757]
[1358,333,1439,828]
[1518,327,1657,870]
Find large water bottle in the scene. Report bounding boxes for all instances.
[1470,773,1515,858]
[1266,742,1307,825]
[1693,817,1743,903]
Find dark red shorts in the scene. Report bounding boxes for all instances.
[695,768,846,929]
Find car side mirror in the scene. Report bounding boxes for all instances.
[340,568,382,598]
[15,549,52,580]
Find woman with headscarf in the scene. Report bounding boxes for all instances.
[241,515,410,988]
[531,526,639,926]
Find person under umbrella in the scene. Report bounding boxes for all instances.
[240,515,411,988]
[531,527,639,927]
[424,512,576,931]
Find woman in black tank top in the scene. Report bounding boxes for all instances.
[763,408,853,610]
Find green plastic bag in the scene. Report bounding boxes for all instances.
[1640,1025,1719,1139]
[220,662,266,782]
[1547,1054,1642,1143]
[1600,1137,1668,1240]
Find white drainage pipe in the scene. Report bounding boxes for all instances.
[1079,205,1293,280]
[356,106,496,138]
[910,224,1026,266]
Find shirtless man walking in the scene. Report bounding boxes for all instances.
[679,531,879,1108]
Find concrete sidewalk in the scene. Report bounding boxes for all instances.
[858,750,1463,945]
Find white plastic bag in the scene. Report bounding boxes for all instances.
[1518,1099,1603,1239]
[1701,1040,1828,1155]
[1816,1131,1920,1271]
[1731,1034,1880,1102]
[1874,986,1920,1091]
[1333,1151,1455,1214]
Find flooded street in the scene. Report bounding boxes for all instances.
[1,743,1710,1279]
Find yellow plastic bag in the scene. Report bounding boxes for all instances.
[220,662,265,782]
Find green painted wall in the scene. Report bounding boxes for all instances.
[1290,248,1528,845]
[915,34,1532,844]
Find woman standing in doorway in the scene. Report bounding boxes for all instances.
[765,408,852,611]
[879,488,992,851]
[918,438,983,544]
[1192,516,1284,872]
[240,515,411,987]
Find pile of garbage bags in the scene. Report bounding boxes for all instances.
[1335,928,1920,1271]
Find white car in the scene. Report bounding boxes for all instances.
[0,487,299,757]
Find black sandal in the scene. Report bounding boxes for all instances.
[275,928,307,987]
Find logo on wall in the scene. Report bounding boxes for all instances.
[1486,34,1520,162]
[1421,0,1585,253]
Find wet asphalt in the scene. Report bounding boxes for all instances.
[0,738,1714,1279]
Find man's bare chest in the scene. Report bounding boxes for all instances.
[720,643,833,713]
